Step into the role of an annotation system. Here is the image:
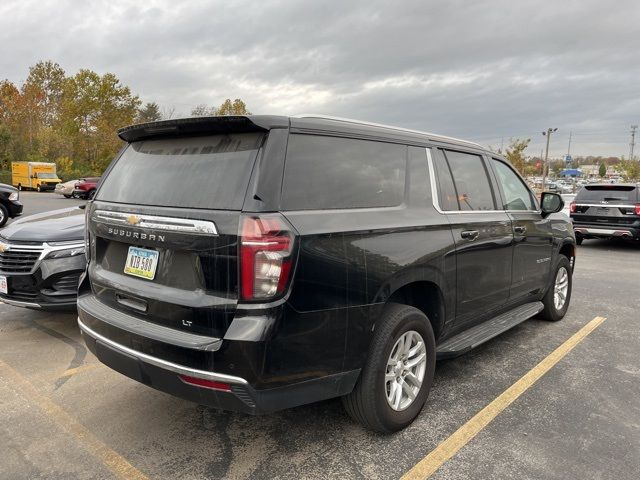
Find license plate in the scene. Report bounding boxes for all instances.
[0,275,7,294]
[124,247,159,280]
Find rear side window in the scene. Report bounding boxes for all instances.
[442,150,495,211]
[432,150,459,211]
[96,133,263,210]
[282,134,406,210]
[575,185,638,204]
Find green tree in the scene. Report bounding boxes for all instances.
[191,98,251,117]
[598,162,606,177]
[505,138,530,175]
[136,102,162,123]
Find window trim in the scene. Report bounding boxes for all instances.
[427,148,505,214]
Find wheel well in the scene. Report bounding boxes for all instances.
[387,282,445,340]
[559,243,576,270]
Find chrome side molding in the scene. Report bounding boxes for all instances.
[93,210,218,235]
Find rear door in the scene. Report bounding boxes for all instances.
[489,158,553,300]
[432,148,513,327]
[87,132,266,339]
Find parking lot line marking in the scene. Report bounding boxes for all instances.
[60,363,101,378]
[0,359,148,480]
[401,316,607,480]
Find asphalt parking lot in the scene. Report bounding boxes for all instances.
[1,194,639,479]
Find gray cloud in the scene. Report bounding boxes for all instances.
[1,0,639,157]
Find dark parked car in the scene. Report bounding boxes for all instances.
[78,115,574,433]
[570,183,640,244]
[0,183,23,227]
[0,207,85,310]
[73,177,101,199]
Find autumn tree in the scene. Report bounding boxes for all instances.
[505,138,530,175]
[191,98,251,117]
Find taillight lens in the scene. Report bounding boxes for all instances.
[239,214,296,301]
[179,375,231,391]
[570,201,577,214]
[635,204,640,216]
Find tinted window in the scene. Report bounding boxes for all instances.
[432,150,459,210]
[96,133,262,210]
[492,159,536,210]
[443,150,495,211]
[575,185,638,204]
[282,135,406,210]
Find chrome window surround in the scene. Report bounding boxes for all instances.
[78,318,247,385]
[426,148,542,215]
[93,210,218,235]
[0,240,85,275]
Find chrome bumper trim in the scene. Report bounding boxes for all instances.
[574,227,633,236]
[77,318,247,385]
[0,297,42,309]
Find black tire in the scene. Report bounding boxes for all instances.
[17,184,22,191]
[342,303,436,433]
[0,203,8,227]
[575,236,583,245]
[539,256,572,321]
[63,194,71,198]
[87,189,96,200]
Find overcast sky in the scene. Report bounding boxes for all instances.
[1,0,639,158]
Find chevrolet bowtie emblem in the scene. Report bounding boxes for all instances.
[126,215,141,226]
[0,242,8,253]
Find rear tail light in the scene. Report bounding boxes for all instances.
[635,204,640,216]
[239,214,296,301]
[179,375,231,391]
[570,201,577,214]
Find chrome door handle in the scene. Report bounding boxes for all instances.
[514,226,527,234]
[461,230,479,241]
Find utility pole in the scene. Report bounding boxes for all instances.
[541,128,557,192]
[630,125,638,161]
[567,131,572,157]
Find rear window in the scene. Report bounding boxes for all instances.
[282,134,406,210]
[575,185,638,204]
[96,133,263,210]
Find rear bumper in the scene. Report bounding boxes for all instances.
[79,318,359,414]
[573,225,639,239]
[77,294,360,414]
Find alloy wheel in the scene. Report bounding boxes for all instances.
[385,330,427,411]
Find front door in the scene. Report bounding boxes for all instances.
[489,158,553,301]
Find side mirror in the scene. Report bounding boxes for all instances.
[541,192,564,217]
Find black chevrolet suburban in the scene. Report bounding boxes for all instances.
[78,115,575,432]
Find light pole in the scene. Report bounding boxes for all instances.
[541,128,557,192]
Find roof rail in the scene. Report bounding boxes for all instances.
[293,114,484,149]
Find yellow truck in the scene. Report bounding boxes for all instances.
[11,162,62,192]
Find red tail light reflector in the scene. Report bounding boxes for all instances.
[179,375,231,391]
[635,203,640,216]
[570,201,577,214]
[239,214,295,301]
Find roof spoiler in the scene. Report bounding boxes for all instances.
[117,115,288,142]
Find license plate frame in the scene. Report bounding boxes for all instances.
[123,247,159,280]
[0,275,7,295]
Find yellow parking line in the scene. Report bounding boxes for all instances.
[0,359,148,480]
[60,363,101,378]
[402,316,607,480]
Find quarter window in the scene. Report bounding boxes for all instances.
[492,159,536,211]
[282,135,406,210]
[443,150,495,211]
